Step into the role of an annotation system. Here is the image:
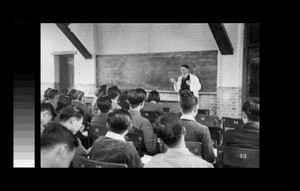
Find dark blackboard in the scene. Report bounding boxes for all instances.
[96,51,217,92]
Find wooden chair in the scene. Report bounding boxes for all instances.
[217,145,259,168]
[185,141,203,157]
[208,127,222,148]
[86,122,108,146]
[195,114,221,128]
[78,156,128,168]
[124,132,143,157]
[141,111,161,124]
[222,117,244,135]
[163,107,170,113]
[198,109,210,115]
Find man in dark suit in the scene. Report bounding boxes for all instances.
[222,97,259,149]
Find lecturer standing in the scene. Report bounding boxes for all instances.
[170,64,201,101]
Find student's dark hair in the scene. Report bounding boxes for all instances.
[243,97,259,122]
[45,88,58,99]
[55,95,72,113]
[179,89,193,99]
[107,109,132,134]
[42,88,52,101]
[180,94,198,114]
[119,90,128,102]
[41,102,56,119]
[147,90,160,102]
[135,88,147,101]
[107,86,120,99]
[181,64,189,69]
[41,122,79,151]
[127,89,145,108]
[67,89,77,100]
[153,113,183,147]
[97,95,112,113]
[59,105,84,122]
[73,90,85,101]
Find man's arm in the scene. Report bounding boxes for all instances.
[190,74,201,92]
[141,120,159,155]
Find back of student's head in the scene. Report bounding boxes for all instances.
[180,93,198,114]
[41,102,56,119]
[154,113,184,147]
[107,109,132,134]
[59,105,84,122]
[147,90,160,102]
[119,90,128,102]
[243,97,259,122]
[179,89,193,99]
[67,89,77,100]
[45,88,58,100]
[73,90,85,101]
[135,88,147,101]
[56,95,72,113]
[127,89,145,108]
[107,86,120,100]
[97,95,112,114]
[41,122,79,153]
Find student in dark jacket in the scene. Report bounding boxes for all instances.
[91,95,112,127]
[89,109,143,168]
[118,90,130,110]
[142,90,164,114]
[223,97,259,149]
[71,90,93,126]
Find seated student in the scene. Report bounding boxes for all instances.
[144,113,213,168]
[41,122,79,168]
[45,88,59,109]
[91,95,112,127]
[107,85,122,110]
[179,93,215,163]
[89,109,143,168]
[41,102,56,134]
[222,97,260,149]
[58,105,89,167]
[169,89,193,116]
[53,95,72,122]
[71,89,94,126]
[141,90,164,114]
[118,90,130,110]
[41,88,52,103]
[127,89,160,155]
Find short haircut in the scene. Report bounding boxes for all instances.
[147,90,160,102]
[181,64,189,69]
[243,97,259,122]
[59,105,84,122]
[180,94,198,114]
[107,86,120,99]
[153,113,184,147]
[179,89,193,99]
[73,90,84,101]
[67,89,77,100]
[55,95,72,113]
[127,89,145,108]
[45,88,58,99]
[135,88,147,101]
[41,102,56,119]
[119,90,128,102]
[97,95,112,113]
[41,122,79,151]
[107,109,132,134]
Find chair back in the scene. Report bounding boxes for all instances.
[87,123,108,145]
[124,132,143,157]
[195,114,221,127]
[163,107,170,113]
[141,111,160,124]
[198,109,210,115]
[78,157,128,168]
[222,117,244,134]
[217,145,259,168]
[185,141,202,157]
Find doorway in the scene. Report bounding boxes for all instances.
[54,54,74,94]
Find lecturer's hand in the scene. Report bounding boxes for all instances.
[170,77,176,83]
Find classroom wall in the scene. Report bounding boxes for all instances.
[41,23,245,118]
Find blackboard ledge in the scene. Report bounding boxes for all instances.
[145,90,217,95]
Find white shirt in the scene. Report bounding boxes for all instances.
[105,131,126,142]
[173,73,201,99]
[180,114,196,121]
